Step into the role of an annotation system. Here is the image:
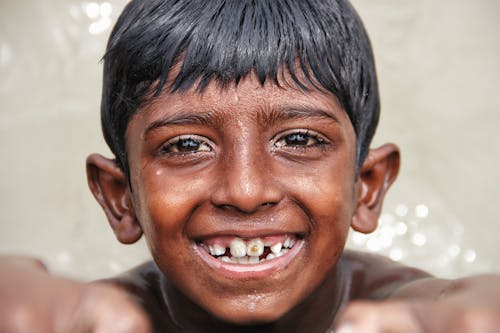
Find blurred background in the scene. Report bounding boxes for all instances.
[0,0,499,280]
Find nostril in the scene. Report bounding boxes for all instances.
[215,201,277,214]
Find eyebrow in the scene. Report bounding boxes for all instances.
[145,111,224,134]
[259,107,340,127]
[145,106,340,135]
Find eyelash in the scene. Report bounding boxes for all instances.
[160,135,213,155]
[274,130,328,149]
[158,130,329,158]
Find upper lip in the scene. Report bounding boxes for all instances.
[186,216,308,241]
[190,227,306,242]
[185,202,310,241]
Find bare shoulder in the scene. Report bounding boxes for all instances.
[100,261,179,332]
[101,260,166,306]
[339,250,433,300]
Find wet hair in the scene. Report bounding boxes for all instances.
[101,0,379,177]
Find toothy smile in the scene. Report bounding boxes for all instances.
[197,235,299,264]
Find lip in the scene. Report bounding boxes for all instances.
[193,239,305,279]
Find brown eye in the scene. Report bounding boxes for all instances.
[275,130,326,148]
[285,133,312,146]
[162,135,212,154]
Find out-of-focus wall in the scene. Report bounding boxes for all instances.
[0,0,499,280]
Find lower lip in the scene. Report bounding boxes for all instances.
[193,240,305,279]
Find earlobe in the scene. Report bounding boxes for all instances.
[351,143,400,234]
[86,154,143,244]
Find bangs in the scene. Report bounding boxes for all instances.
[105,0,349,100]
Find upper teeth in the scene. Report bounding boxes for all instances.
[211,244,226,256]
[246,238,264,257]
[205,236,296,264]
[229,238,247,258]
[284,238,295,248]
[270,242,282,254]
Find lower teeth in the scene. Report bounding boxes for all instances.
[216,248,290,264]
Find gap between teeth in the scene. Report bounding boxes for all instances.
[204,237,295,264]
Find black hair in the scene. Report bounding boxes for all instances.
[101,0,379,177]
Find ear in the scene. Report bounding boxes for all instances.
[351,143,400,234]
[86,154,142,244]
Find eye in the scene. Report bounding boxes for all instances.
[274,130,327,149]
[161,135,212,154]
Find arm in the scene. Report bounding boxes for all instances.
[0,256,151,333]
[335,253,500,333]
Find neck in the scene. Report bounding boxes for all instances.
[160,262,347,333]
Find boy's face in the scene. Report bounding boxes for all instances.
[125,73,358,323]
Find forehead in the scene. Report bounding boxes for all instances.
[132,72,353,131]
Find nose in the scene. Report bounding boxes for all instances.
[211,144,283,214]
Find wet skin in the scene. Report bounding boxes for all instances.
[126,74,356,322]
[109,251,429,333]
[88,73,420,332]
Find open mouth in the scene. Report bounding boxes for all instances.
[194,234,304,277]
[200,235,299,264]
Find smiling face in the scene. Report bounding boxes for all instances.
[121,73,359,323]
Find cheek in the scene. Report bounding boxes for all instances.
[286,158,356,253]
[287,157,356,217]
[132,167,211,254]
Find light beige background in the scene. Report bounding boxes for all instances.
[0,0,499,280]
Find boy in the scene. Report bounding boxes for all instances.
[1,0,499,332]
